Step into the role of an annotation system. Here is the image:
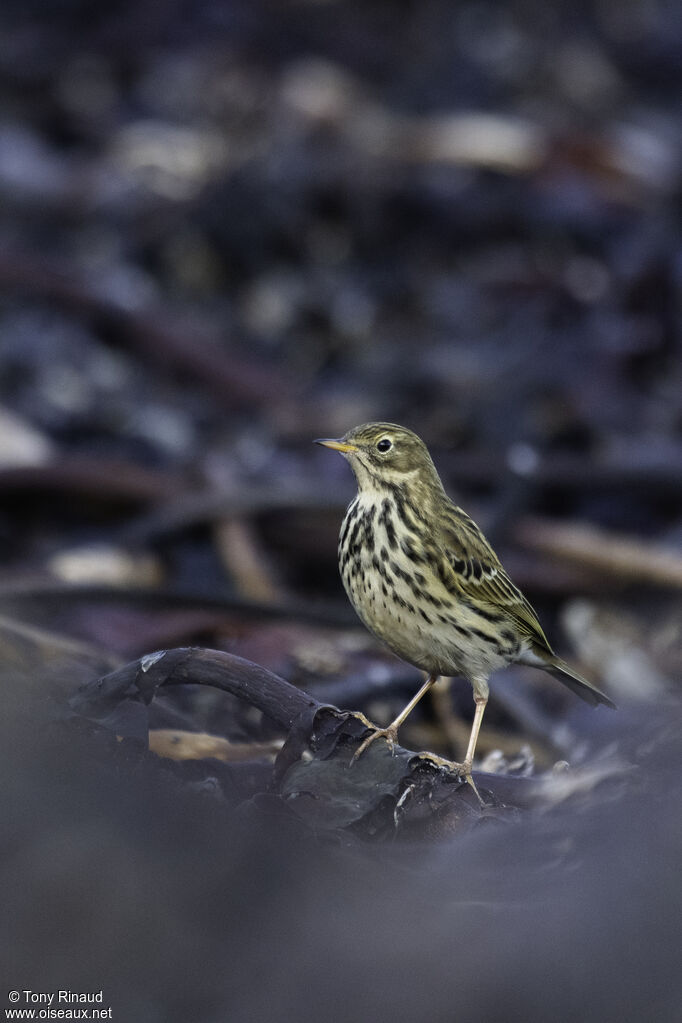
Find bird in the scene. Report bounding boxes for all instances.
[316,422,615,791]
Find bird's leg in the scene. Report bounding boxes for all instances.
[459,696,487,801]
[352,674,438,762]
[418,695,488,805]
[462,696,487,775]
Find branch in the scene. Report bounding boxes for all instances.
[69,646,536,837]
[0,456,183,505]
[70,646,317,733]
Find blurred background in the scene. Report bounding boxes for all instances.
[1,1,680,1020]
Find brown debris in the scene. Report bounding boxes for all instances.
[148,728,282,763]
[213,517,284,602]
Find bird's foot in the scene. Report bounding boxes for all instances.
[351,725,399,763]
[417,752,484,806]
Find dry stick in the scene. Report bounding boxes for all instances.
[515,517,682,589]
[213,517,285,603]
[148,729,282,763]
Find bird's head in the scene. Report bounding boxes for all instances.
[315,422,444,493]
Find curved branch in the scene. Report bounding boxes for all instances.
[70,646,319,731]
[69,646,554,835]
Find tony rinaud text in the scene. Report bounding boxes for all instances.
[21,994,104,1005]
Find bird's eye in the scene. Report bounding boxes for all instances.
[376,438,392,452]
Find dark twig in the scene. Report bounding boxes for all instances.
[0,457,184,505]
[70,646,319,732]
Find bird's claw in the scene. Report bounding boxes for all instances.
[351,726,399,763]
[416,752,484,805]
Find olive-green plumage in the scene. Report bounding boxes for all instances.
[316,422,614,779]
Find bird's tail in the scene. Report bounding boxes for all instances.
[520,647,616,708]
[544,656,616,709]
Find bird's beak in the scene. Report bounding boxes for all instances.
[314,438,359,453]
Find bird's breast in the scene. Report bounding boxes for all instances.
[337,492,518,680]
[337,493,451,671]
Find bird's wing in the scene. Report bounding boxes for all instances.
[433,504,554,654]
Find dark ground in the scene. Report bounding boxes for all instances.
[0,1,681,1021]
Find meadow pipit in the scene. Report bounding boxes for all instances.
[317,423,615,787]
